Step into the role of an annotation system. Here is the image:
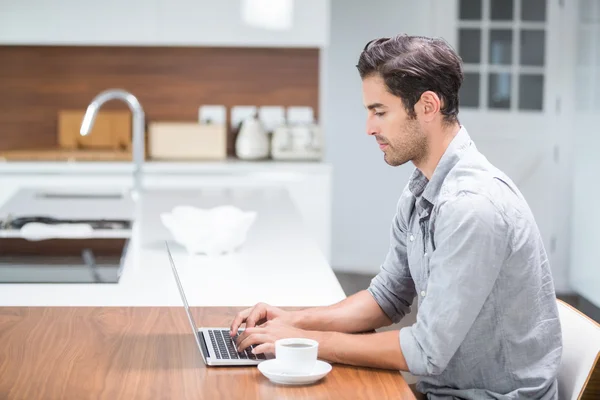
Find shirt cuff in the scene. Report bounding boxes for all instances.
[399,326,428,376]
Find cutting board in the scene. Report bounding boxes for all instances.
[58,110,132,151]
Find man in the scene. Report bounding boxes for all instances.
[230,34,562,399]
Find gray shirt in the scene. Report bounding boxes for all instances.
[367,127,562,399]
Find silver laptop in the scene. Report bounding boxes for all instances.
[166,241,273,366]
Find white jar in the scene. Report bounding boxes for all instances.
[235,115,270,160]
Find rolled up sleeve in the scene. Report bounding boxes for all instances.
[400,192,509,376]
[367,209,416,324]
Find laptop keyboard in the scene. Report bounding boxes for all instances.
[208,329,267,361]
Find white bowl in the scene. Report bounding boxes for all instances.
[160,205,257,256]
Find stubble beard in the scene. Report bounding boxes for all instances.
[382,121,427,167]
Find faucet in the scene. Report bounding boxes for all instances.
[80,89,145,201]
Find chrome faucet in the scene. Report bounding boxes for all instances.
[80,89,145,201]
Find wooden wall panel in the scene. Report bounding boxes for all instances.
[0,46,319,156]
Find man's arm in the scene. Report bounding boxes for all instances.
[230,290,394,336]
[292,290,393,333]
[313,329,409,371]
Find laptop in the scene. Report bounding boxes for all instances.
[166,241,274,366]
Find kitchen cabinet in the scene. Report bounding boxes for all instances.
[0,0,330,47]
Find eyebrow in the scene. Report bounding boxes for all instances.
[366,103,386,110]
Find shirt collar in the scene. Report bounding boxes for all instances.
[408,126,472,207]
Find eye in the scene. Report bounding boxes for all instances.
[375,111,386,117]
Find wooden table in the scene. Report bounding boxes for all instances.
[0,307,415,399]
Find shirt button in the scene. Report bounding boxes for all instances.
[409,235,414,242]
[421,291,426,297]
[424,252,428,257]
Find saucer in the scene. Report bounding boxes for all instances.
[257,359,332,385]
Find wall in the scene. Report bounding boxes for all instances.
[0,45,319,154]
[324,0,434,274]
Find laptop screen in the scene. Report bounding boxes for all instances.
[165,241,207,362]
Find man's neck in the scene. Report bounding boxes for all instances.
[414,123,461,180]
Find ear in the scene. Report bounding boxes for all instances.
[419,91,441,123]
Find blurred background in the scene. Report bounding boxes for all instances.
[0,0,598,320]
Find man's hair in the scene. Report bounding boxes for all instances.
[356,34,464,124]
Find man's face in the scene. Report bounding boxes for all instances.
[362,74,426,166]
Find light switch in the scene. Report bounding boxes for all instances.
[199,105,226,125]
[258,106,285,133]
[287,106,314,124]
[231,106,258,129]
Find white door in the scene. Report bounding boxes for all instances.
[433,0,568,291]
[567,0,600,305]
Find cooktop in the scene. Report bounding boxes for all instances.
[0,215,132,230]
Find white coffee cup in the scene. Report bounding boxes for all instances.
[275,338,319,375]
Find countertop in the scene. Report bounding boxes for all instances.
[0,159,332,175]
[0,186,346,307]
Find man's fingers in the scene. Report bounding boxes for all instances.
[230,308,252,336]
[245,306,268,330]
[251,343,275,355]
[235,327,251,346]
[231,303,271,337]
[235,327,261,349]
[237,330,269,352]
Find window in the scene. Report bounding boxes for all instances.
[457,0,547,111]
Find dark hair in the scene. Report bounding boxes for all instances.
[357,34,464,124]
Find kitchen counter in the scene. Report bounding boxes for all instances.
[0,186,346,307]
[0,159,332,175]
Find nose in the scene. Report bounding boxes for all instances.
[366,117,379,136]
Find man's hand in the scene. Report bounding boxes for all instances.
[235,319,309,355]
[230,302,294,337]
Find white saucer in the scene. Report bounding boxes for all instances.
[257,359,332,385]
